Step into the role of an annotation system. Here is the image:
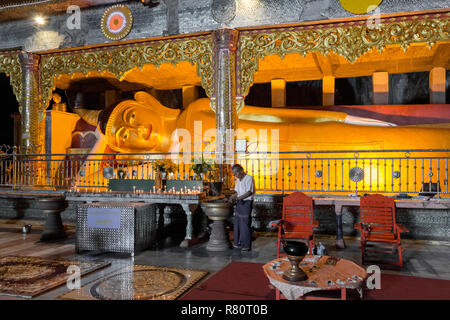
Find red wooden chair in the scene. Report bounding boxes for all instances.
[355,194,409,267]
[274,192,319,300]
[276,192,318,258]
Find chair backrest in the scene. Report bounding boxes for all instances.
[360,194,396,237]
[282,192,315,239]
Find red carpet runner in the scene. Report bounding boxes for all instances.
[181,261,275,300]
[181,261,450,300]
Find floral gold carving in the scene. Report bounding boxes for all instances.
[0,53,23,113]
[238,14,450,97]
[40,36,214,110]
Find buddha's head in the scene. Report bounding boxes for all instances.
[76,91,180,153]
[52,92,62,104]
[99,100,165,152]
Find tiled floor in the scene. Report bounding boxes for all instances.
[0,219,449,300]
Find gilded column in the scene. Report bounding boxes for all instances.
[372,71,389,105]
[429,67,446,104]
[212,28,239,168]
[18,52,40,154]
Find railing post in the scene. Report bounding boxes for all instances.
[12,146,16,190]
[45,110,52,187]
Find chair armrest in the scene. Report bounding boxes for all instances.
[277,220,285,231]
[396,224,409,234]
[313,220,319,228]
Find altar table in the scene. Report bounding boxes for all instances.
[65,191,206,247]
[263,255,367,300]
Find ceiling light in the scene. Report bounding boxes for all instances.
[34,15,46,25]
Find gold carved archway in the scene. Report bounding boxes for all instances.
[40,33,214,111]
[237,10,450,99]
[0,52,22,113]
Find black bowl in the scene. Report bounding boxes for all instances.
[283,241,308,256]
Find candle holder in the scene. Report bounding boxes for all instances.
[282,241,308,282]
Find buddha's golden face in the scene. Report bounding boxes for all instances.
[52,93,61,103]
[109,103,162,152]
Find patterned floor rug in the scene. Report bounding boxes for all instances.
[0,256,110,298]
[59,265,208,300]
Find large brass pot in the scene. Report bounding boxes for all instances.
[200,201,232,220]
[200,201,232,251]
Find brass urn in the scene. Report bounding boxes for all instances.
[200,201,232,251]
[282,241,309,282]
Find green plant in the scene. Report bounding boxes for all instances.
[190,156,216,179]
[154,159,177,173]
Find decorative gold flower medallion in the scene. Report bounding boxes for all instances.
[101,5,133,41]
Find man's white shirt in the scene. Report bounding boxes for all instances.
[234,174,255,201]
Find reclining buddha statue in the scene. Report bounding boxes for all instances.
[74,91,450,153]
[73,91,450,193]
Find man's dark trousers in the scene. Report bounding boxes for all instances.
[234,200,253,249]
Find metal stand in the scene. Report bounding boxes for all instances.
[41,209,67,241]
[283,255,308,282]
[37,197,67,241]
[206,217,230,251]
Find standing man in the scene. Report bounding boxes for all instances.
[228,164,255,251]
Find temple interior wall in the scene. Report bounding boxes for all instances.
[0,0,449,52]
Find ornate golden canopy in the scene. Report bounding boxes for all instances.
[237,10,450,98]
[40,33,214,111]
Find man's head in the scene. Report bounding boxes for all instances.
[232,164,245,180]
